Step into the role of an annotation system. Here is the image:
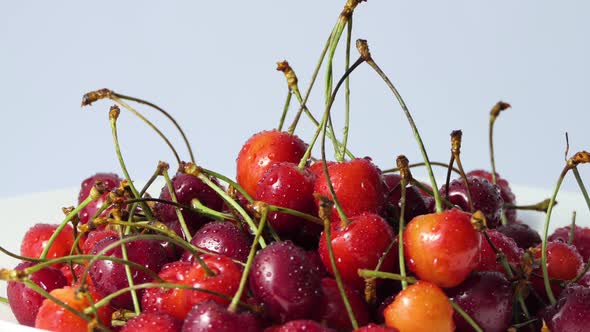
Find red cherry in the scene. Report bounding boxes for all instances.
[35,286,112,332]
[404,209,481,288]
[532,241,584,300]
[354,324,399,332]
[383,281,454,332]
[21,223,75,265]
[236,130,308,198]
[255,162,317,236]
[318,277,370,330]
[476,229,523,274]
[267,320,335,332]
[309,160,336,179]
[542,285,590,332]
[7,262,67,326]
[467,170,517,223]
[121,313,181,332]
[318,213,397,290]
[181,300,260,332]
[549,226,590,261]
[78,173,121,224]
[314,157,387,224]
[383,174,430,222]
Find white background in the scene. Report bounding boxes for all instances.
[0,1,589,198]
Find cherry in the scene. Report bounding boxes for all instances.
[318,213,397,290]
[496,222,541,250]
[531,241,583,300]
[82,229,119,254]
[383,174,430,222]
[236,130,308,198]
[266,320,335,332]
[549,226,590,261]
[476,229,523,274]
[314,157,387,224]
[578,270,590,287]
[121,313,182,332]
[182,221,251,263]
[181,300,260,332]
[440,176,504,228]
[467,170,517,223]
[156,172,224,237]
[354,324,399,332]
[306,250,329,279]
[383,281,454,332]
[542,284,590,332]
[256,162,317,236]
[404,209,480,288]
[21,223,76,265]
[89,235,169,309]
[35,286,112,331]
[78,172,121,224]
[318,277,370,330]
[447,271,513,332]
[309,160,335,179]
[248,241,322,323]
[7,262,68,326]
[142,255,242,321]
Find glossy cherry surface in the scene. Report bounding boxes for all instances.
[236,130,308,198]
[466,170,516,223]
[78,172,121,224]
[440,176,504,228]
[181,300,260,332]
[447,271,513,332]
[542,284,590,332]
[7,262,68,326]
[182,221,251,263]
[318,277,370,330]
[476,229,523,274]
[21,223,75,265]
[496,222,541,250]
[255,162,317,236]
[318,213,397,290]
[404,209,481,288]
[384,281,454,332]
[532,241,583,300]
[549,225,590,261]
[383,173,430,222]
[314,157,387,224]
[249,241,322,323]
[121,313,182,332]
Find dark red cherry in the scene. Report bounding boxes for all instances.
[7,262,67,326]
[467,170,516,223]
[542,284,590,332]
[89,235,169,309]
[318,277,370,330]
[181,300,260,332]
[532,241,584,300]
[255,162,317,236]
[236,130,308,198]
[447,271,513,332]
[496,222,541,250]
[578,271,590,287]
[309,160,336,179]
[314,158,387,224]
[78,172,121,224]
[82,229,118,254]
[549,226,590,261]
[182,221,251,263]
[354,324,399,332]
[318,213,397,290]
[383,174,430,222]
[476,229,523,274]
[267,320,335,332]
[249,241,322,323]
[121,313,182,332]
[155,172,224,238]
[440,176,504,228]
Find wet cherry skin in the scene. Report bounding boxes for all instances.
[531,241,584,300]
[354,324,399,332]
[403,209,481,288]
[549,225,590,261]
[181,300,260,332]
[383,173,430,222]
[266,320,335,332]
[318,277,370,330]
[542,284,590,332]
[121,313,182,332]
[182,221,251,263]
[21,223,76,266]
[466,170,517,223]
[476,229,523,274]
[78,172,122,224]
[496,222,541,250]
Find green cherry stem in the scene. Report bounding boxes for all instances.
[569,211,577,245]
[39,189,102,260]
[357,269,417,283]
[504,198,553,212]
[115,224,141,315]
[410,179,457,210]
[200,167,254,203]
[127,163,165,223]
[0,246,45,263]
[382,161,461,175]
[162,167,193,241]
[110,95,182,165]
[181,163,266,248]
[111,92,196,164]
[109,106,155,221]
[449,300,484,332]
[451,130,474,212]
[0,296,8,305]
[488,101,511,185]
[318,197,358,329]
[228,204,268,313]
[397,156,410,289]
[572,166,590,213]
[340,15,353,162]
[363,47,443,213]
[277,90,292,132]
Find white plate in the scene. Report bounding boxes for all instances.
[0,185,588,331]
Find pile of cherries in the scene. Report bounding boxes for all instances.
[3,1,590,331]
